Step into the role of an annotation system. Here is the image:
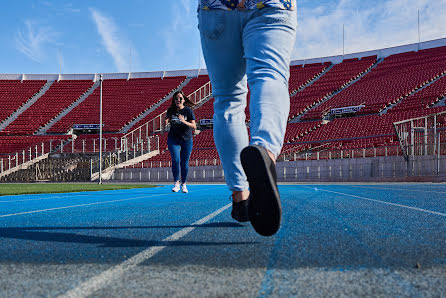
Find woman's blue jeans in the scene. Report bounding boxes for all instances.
[167,137,193,184]
[198,7,297,191]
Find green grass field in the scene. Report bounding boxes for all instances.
[0,183,157,196]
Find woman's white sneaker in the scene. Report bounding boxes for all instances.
[172,182,181,192]
[181,184,188,193]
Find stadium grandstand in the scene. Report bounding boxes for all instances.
[1,38,446,183]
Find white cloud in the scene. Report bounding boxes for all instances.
[180,0,192,19]
[293,0,446,60]
[15,20,57,63]
[174,0,194,30]
[90,8,136,72]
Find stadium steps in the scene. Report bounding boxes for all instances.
[0,154,92,182]
[0,80,54,132]
[289,63,334,98]
[91,149,160,181]
[289,58,384,123]
[0,153,49,180]
[39,154,92,182]
[287,65,337,123]
[119,77,192,134]
[35,80,101,135]
[382,70,446,114]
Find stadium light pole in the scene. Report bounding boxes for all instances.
[58,48,63,75]
[99,74,103,184]
[342,24,345,58]
[129,46,132,74]
[418,10,421,45]
[198,42,202,77]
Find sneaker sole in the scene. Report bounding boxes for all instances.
[241,145,281,236]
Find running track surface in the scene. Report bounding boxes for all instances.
[0,184,445,297]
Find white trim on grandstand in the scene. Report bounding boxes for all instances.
[291,37,446,66]
[0,70,208,81]
[0,37,445,80]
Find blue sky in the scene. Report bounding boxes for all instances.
[1,0,445,74]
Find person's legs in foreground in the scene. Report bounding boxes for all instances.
[198,8,297,235]
[241,8,297,236]
[179,138,193,193]
[167,137,181,192]
[198,10,250,222]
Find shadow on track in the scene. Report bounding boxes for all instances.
[0,222,255,249]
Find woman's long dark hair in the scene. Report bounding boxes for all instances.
[166,90,195,117]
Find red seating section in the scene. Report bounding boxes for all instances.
[389,74,446,115]
[295,115,395,144]
[305,47,446,119]
[0,80,46,124]
[193,98,214,121]
[48,77,186,133]
[284,121,323,143]
[297,56,377,120]
[288,62,330,93]
[192,129,215,148]
[2,80,93,135]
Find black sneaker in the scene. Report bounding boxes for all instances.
[231,198,250,222]
[241,145,281,236]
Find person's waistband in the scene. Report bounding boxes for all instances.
[198,0,296,11]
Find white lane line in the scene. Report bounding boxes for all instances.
[0,194,166,218]
[301,186,446,217]
[0,192,107,201]
[0,196,84,203]
[346,185,446,195]
[0,191,158,203]
[59,202,232,298]
[0,187,222,218]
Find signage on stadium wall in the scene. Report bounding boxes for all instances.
[198,119,213,130]
[72,124,103,130]
[330,104,365,116]
[199,119,213,125]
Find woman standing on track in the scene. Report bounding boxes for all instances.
[165,91,196,193]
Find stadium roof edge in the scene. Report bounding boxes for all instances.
[1,37,445,81]
[290,37,446,66]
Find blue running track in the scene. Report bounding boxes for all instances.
[0,183,445,297]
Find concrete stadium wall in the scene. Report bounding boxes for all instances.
[110,155,446,183]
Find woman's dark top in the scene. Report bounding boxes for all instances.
[167,106,196,141]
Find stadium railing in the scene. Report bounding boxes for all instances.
[394,110,446,158]
[0,138,70,176]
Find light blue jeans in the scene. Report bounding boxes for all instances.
[198,7,297,191]
[167,136,193,184]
